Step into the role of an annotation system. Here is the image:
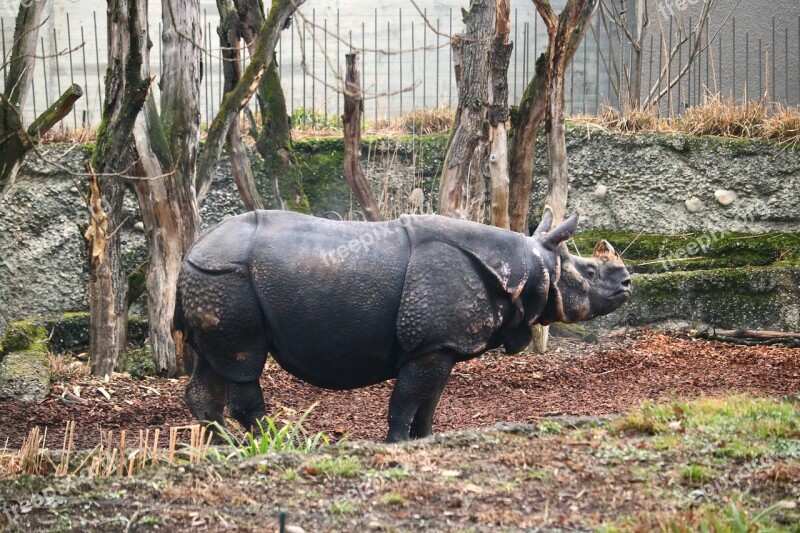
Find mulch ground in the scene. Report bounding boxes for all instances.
[1,330,798,450]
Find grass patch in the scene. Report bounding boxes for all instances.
[679,463,716,485]
[329,498,358,515]
[381,492,406,506]
[2,395,799,531]
[305,455,362,478]
[614,396,800,459]
[652,500,799,532]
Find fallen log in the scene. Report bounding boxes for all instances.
[692,329,800,348]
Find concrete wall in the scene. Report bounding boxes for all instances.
[630,0,800,110]
[0,0,611,127]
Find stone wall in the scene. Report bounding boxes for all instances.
[546,129,800,234]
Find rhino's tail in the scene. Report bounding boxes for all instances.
[173,278,191,346]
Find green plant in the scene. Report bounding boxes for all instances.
[123,346,156,379]
[538,421,564,436]
[306,456,362,478]
[210,404,330,459]
[381,492,405,506]
[291,107,342,131]
[680,464,714,485]
[329,498,357,515]
[657,500,796,532]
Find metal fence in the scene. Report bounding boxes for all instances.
[2,3,798,131]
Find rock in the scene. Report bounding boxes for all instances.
[134,221,145,232]
[685,197,704,213]
[594,184,608,201]
[0,352,51,403]
[408,188,424,211]
[714,189,738,206]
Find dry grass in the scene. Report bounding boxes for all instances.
[49,353,89,381]
[382,106,455,136]
[38,126,97,144]
[574,94,800,147]
[0,423,214,479]
[762,103,800,147]
[576,104,669,134]
[676,94,770,138]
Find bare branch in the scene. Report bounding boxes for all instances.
[196,0,307,205]
[28,84,84,141]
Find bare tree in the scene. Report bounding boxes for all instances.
[0,0,82,198]
[217,0,264,211]
[597,0,734,111]
[89,0,201,377]
[196,0,307,206]
[535,0,599,353]
[343,53,383,221]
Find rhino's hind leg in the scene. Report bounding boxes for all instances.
[386,352,455,443]
[409,390,446,440]
[185,353,228,434]
[226,380,267,433]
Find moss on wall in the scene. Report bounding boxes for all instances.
[572,231,800,274]
[0,321,49,356]
[0,313,149,357]
[0,351,50,403]
[293,134,449,216]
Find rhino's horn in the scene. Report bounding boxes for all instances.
[534,206,554,235]
[542,212,579,251]
[592,239,620,260]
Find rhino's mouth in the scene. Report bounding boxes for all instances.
[612,287,632,300]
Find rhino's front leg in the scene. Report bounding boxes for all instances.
[185,353,228,436]
[386,352,455,443]
[227,380,267,433]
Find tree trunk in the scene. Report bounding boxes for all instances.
[131,98,196,374]
[438,1,496,223]
[255,58,310,211]
[509,2,597,235]
[507,62,546,234]
[217,0,264,211]
[343,53,383,222]
[87,0,151,377]
[117,0,203,376]
[488,0,513,230]
[226,0,308,212]
[529,0,599,354]
[161,0,202,233]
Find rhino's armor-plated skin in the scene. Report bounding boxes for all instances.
[176,209,632,442]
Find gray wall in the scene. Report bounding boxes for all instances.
[0,0,612,127]
[627,0,800,112]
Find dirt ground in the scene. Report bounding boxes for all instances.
[1,330,798,450]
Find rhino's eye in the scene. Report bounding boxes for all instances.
[586,265,597,280]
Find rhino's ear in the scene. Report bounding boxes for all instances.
[542,212,579,251]
[533,205,554,235]
[592,239,620,260]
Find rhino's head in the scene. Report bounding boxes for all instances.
[531,209,632,325]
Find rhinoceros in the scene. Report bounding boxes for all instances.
[174,208,631,442]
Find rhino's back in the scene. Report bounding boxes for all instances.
[185,211,261,273]
[188,211,413,388]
